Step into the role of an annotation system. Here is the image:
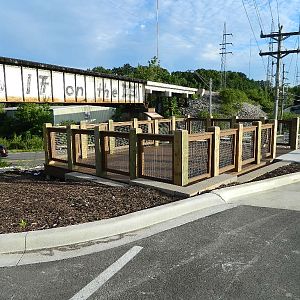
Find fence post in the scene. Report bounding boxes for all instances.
[208,126,220,177]
[260,116,266,124]
[66,124,76,171]
[173,130,189,186]
[234,123,243,172]
[290,117,299,150]
[253,121,262,165]
[206,117,211,132]
[231,116,238,128]
[129,128,142,180]
[80,121,88,159]
[133,118,138,129]
[43,123,53,165]
[269,119,278,158]
[108,119,115,154]
[154,119,159,146]
[94,125,103,177]
[171,116,176,132]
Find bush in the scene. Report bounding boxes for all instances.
[0,134,43,151]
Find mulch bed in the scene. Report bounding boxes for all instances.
[0,170,181,234]
[250,163,300,182]
[1,163,300,234]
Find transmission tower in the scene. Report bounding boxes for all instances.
[259,25,300,119]
[220,22,233,89]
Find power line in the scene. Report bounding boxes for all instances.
[267,0,275,25]
[260,25,300,119]
[241,0,267,75]
[252,0,265,33]
[275,0,280,27]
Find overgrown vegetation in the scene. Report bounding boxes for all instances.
[0,103,51,151]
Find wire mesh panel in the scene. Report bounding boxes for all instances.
[175,118,187,130]
[138,121,153,134]
[138,134,173,182]
[48,128,68,162]
[189,119,206,133]
[101,131,130,176]
[114,123,132,148]
[242,128,256,164]
[277,120,291,145]
[219,130,236,172]
[212,119,231,130]
[72,129,96,168]
[261,125,272,158]
[158,120,171,134]
[188,134,212,182]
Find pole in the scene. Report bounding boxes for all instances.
[274,25,282,120]
[209,78,213,117]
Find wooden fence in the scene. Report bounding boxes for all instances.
[44,116,287,186]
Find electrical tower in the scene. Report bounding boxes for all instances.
[220,22,233,89]
[259,25,300,120]
[279,63,289,119]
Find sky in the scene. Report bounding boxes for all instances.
[0,0,299,84]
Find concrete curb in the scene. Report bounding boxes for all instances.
[1,172,300,254]
[0,193,224,254]
[213,171,300,203]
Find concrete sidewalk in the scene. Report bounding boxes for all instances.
[276,149,300,163]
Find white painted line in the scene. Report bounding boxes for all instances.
[69,246,143,300]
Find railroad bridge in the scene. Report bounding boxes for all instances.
[0,56,197,105]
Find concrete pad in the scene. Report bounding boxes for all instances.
[233,182,300,211]
[276,149,300,163]
[65,172,126,187]
[131,174,237,197]
[0,232,27,254]
[20,193,224,252]
[237,161,290,183]
[213,171,300,203]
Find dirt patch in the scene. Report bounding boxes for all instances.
[250,163,300,182]
[0,170,181,234]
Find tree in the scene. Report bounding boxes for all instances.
[14,104,52,136]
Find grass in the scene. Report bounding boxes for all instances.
[0,158,10,167]
[0,135,44,152]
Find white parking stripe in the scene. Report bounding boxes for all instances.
[69,246,143,300]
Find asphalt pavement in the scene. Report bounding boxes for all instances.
[0,204,299,300]
[2,151,44,168]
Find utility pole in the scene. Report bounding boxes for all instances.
[259,25,300,119]
[220,22,233,89]
[209,78,213,117]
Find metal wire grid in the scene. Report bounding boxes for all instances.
[261,128,272,158]
[190,119,206,133]
[138,122,152,134]
[212,120,231,130]
[277,121,291,145]
[106,139,130,174]
[158,121,171,134]
[219,135,235,169]
[73,132,96,167]
[242,131,255,161]
[114,125,131,147]
[51,131,68,161]
[175,120,187,130]
[188,140,209,179]
[140,141,173,181]
[238,121,253,127]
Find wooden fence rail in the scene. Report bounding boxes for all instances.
[44,116,300,186]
